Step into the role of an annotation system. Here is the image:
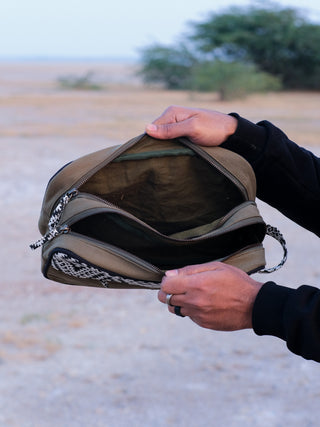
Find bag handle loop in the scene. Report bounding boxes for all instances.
[258,225,288,274]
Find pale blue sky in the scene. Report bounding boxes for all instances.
[1,0,320,60]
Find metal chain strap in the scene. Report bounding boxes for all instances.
[258,224,288,274]
[29,189,77,250]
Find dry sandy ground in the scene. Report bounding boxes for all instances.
[0,61,320,427]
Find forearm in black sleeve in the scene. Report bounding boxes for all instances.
[221,114,320,362]
[252,282,320,362]
[222,114,320,237]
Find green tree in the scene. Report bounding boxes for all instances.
[191,60,281,100]
[190,3,320,89]
[138,43,196,89]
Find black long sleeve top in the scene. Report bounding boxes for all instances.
[222,114,320,362]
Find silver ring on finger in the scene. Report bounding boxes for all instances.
[166,293,173,306]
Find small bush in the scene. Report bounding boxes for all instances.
[57,71,103,91]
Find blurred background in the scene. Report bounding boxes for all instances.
[1,1,320,426]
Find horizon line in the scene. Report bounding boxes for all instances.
[0,55,140,63]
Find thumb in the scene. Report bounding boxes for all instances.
[145,122,187,140]
[164,262,221,278]
[165,269,180,277]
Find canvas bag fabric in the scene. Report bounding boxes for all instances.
[30,133,287,290]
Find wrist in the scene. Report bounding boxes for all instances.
[224,114,238,139]
[245,281,264,329]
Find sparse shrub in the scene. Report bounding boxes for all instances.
[57,70,103,90]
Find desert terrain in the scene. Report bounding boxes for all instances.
[0,61,320,427]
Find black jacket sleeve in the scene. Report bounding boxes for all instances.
[222,114,320,237]
[253,282,320,362]
[221,115,320,362]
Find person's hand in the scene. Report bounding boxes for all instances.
[146,105,238,146]
[158,261,263,331]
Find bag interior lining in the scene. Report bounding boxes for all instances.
[79,139,244,235]
[72,213,265,270]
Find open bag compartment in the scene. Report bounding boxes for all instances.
[79,138,246,236]
[72,211,266,270]
[74,137,265,270]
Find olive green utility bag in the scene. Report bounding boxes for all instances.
[30,134,287,290]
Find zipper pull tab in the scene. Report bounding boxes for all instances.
[30,189,78,250]
[29,224,70,250]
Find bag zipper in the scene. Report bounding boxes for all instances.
[59,135,248,207]
[30,188,77,250]
[60,193,264,244]
[53,230,164,274]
